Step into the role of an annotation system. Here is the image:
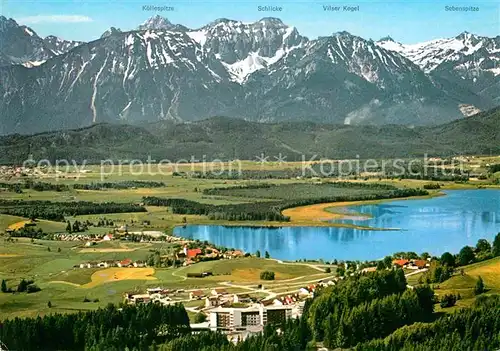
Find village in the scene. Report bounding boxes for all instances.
[122,279,322,342]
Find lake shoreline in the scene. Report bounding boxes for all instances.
[172,191,445,232]
[174,189,500,261]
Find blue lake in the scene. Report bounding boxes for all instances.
[173,190,500,261]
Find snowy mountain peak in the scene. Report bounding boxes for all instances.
[455,31,472,39]
[377,31,499,74]
[138,15,173,30]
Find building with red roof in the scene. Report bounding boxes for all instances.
[187,248,202,259]
[412,260,428,269]
[119,258,133,267]
[392,259,409,267]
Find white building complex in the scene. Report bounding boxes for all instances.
[208,305,293,331]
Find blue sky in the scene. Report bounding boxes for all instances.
[1,0,499,43]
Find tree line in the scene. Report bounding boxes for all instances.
[0,181,69,193]
[73,181,166,190]
[0,199,146,222]
[0,180,167,193]
[0,303,189,351]
[143,186,427,223]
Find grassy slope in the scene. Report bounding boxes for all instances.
[433,257,500,312]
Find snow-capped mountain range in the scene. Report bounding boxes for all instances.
[0,16,82,67]
[0,15,499,134]
[377,33,500,74]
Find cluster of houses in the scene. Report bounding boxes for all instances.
[0,166,36,178]
[188,288,257,307]
[122,275,349,341]
[178,245,245,266]
[78,258,146,269]
[124,287,174,304]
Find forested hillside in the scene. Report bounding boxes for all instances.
[0,107,499,164]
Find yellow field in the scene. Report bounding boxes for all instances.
[0,254,20,257]
[82,268,156,288]
[7,220,31,230]
[282,202,349,222]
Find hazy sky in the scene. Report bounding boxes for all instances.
[2,0,499,43]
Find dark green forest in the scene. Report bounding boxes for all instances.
[1,107,499,164]
[0,199,146,222]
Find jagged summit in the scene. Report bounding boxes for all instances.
[138,15,173,30]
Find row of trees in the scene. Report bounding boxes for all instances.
[0,199,146,222]
[0,181,69,193]
[440,235,500,268]
[65,220,88,233]
[0,303,190,351]
[1,278,41,294]
[73,181,165,190]
[8,226,46,239]
[1,180,167,193]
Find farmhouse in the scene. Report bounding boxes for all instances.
[392,259,409,268]
[410,259,429,269]
[118,259,133,267]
